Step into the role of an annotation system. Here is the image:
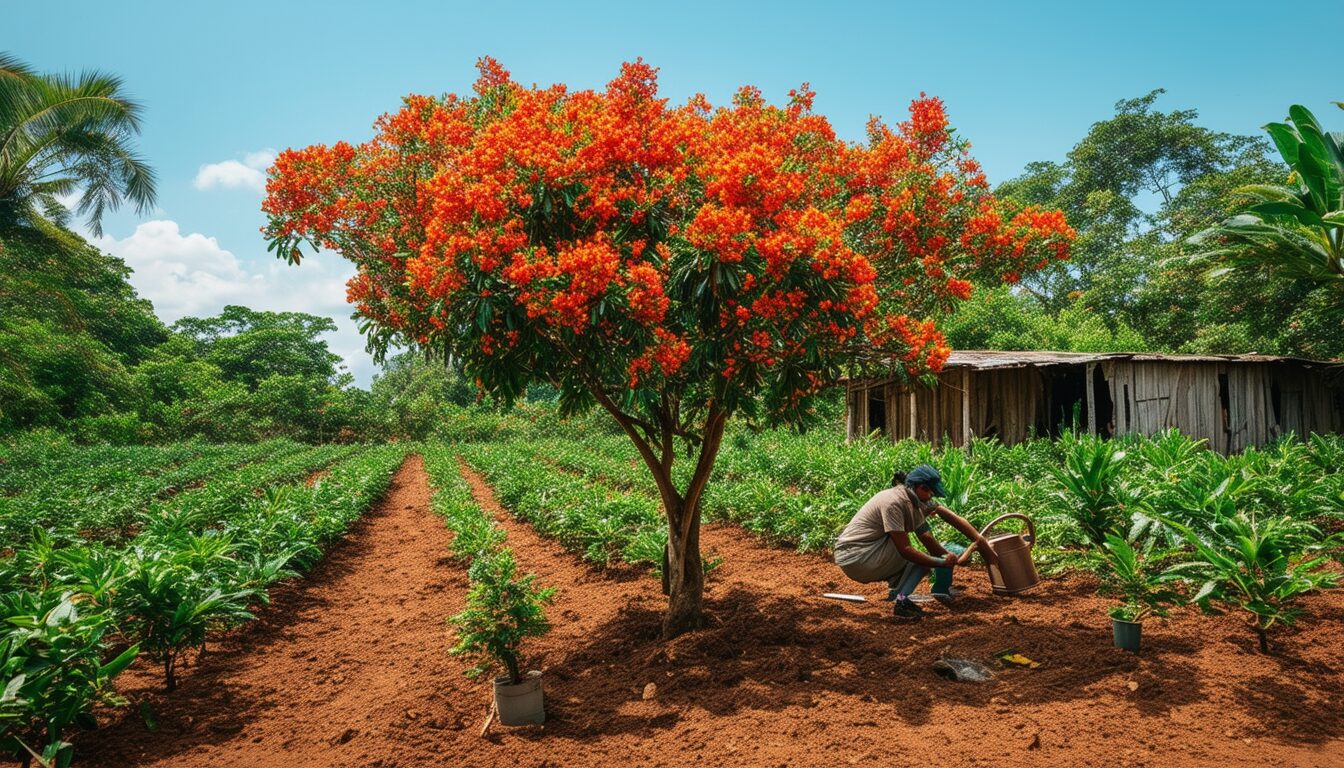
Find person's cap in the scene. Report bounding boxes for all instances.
[906,464,947,497]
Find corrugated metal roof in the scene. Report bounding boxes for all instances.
[941,350,1333,369]
[844,350,1340,379]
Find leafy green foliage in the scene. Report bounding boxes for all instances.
[1050,436,1141,547]
[460,441,666,568]
[172,306,341,390]
[0,591,137,768]
[0,223,387,443]
[996,90,1342,360]
[0,53,156,236]
[1194,102,1344,296]
[422,449,554,687]
[1095,534,1183,622]
[0,442,407,763]
[119,542,257,692]
[1159,507,1341,652]
[0,225,166,434]
[449,548,555,685]
[370,352,477,440]
[943,286,1149,353]
[422,447,506,562]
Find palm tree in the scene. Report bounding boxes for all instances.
[0,52,156,236]
[1193,103,1344,293]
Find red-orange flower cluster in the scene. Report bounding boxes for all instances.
[262,58,1072,413]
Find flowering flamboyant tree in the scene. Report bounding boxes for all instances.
[263,59,1072,637]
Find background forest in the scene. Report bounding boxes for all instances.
[2,70,1340,445]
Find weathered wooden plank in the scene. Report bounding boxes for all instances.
[908,389,917,441]
[1086,362,1098,436]
[962,367,972,446]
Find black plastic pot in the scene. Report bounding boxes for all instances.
[1112,617,1142,653]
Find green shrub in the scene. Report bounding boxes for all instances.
[1160,508,1341,652]
[0,591,138,767]
[1095,534,1184,622]
[449,549,555,685]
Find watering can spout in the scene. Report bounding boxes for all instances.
[961,513,1040,596]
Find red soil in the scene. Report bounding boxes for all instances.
[77,455,1344,767]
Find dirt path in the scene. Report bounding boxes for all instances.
[79,455,477,767]
[78,455,1344,768]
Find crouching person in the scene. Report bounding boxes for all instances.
[833,464,998,621]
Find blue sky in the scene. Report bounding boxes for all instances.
[7,0,1342,384]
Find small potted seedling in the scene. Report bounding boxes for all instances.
[1096,534,1183,653]
[449,548,555,725]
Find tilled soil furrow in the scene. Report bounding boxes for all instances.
[78,455,480,768]
[453,461,1344,768]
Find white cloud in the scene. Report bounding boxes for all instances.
[54,190,82,211]
[94,220,379,385]
[192,149,276,193]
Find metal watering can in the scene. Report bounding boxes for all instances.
[955,512,1040,595]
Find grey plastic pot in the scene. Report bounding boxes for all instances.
[494,670,545,725]
[1112,617,1142,653]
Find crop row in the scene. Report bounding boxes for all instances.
[0,444,407,766]
[0,440,305,545]
[439,407,1344,568]
[445,406,1343,659]
[457,441,667,570]
[0,440,209,496]
[421,444,555,690]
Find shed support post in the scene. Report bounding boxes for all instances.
[961,368,971,448]
[1086,363,1097,436]
[908,389,917,441]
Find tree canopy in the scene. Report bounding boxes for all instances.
[1194,102,1344,294]
[173,305,342,390]
[992,90,1343,359]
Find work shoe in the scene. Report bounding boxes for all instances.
[892,598,924,622]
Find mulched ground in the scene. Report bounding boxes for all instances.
[74,454,1344,767]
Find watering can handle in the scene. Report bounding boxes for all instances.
[955,513,1036,566]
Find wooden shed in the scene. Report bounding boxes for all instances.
[844,351,1344,453]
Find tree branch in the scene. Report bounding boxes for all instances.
[679,406,727,544]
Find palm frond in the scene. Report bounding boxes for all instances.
[0,54,156,233]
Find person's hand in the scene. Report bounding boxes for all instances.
[942,552,959,568]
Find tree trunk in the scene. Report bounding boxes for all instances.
[661,497,704,638]
[165,654,177,693]
[587,388,726,640]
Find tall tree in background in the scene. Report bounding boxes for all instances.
[0,53,156,235]
[991,89,1344,359]
[996,89,1275,320]
[263,59,1071,635]
[172,306,342,390]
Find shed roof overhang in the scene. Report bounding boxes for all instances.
[840,349,1342,383]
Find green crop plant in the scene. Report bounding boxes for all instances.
[119,542,258,691]
[1051,435,1142,547]
[1095,534,1184,622]
[0,592,138,768]
[1159,507,1341,653]
[935,449,976,513]
[449,548,555,685]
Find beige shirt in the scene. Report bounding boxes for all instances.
[835,486,933,547]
